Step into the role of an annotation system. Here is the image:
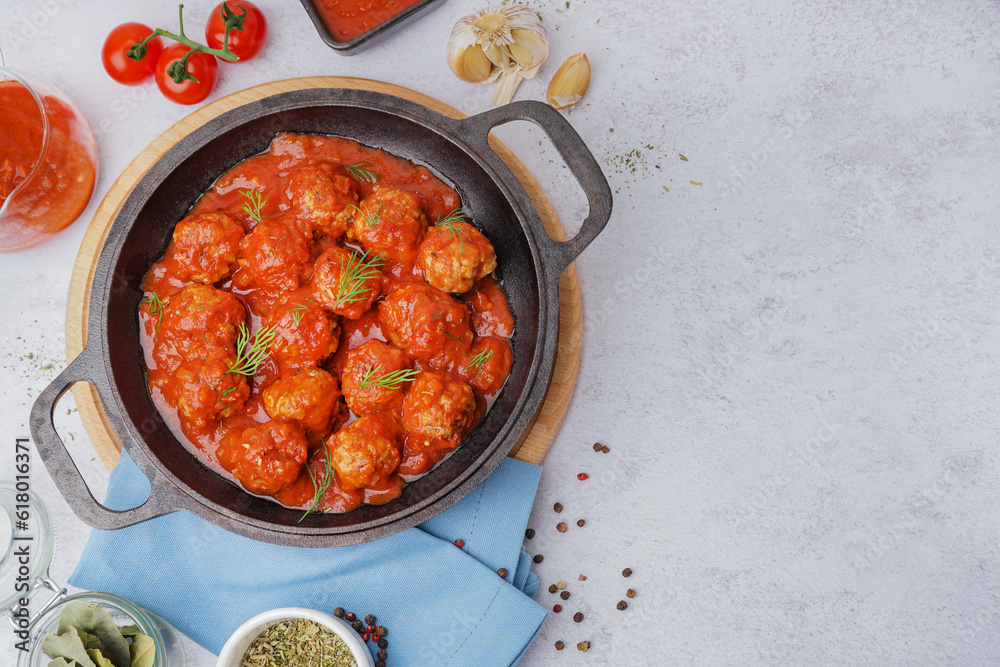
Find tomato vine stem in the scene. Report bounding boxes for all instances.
[127,3,244,84]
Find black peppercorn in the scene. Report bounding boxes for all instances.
[577,519,585,527]
[601,445,610,453]
[333,607,345,618]
[622,567,632,577]
[592,442,602,452]
[376,626,388,637]
[525,528,535,540]
[365,614,376,626]
[377,649,388,660]
[352,620,363,632]
[573,612,584,623]
[556,522,567,533]
[533,554,544,563]
[617,600,628,610]
[553,502,563,513]
[375,661,386,667]
[555,640,565,650]
[377,638,388,649]
[548,584,558,594]
[560,591,570,600]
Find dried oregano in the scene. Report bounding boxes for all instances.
[241,619,356,667]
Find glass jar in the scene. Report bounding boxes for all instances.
[0,484,184,666]
[0,67,98,251]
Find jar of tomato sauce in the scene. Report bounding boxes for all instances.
[0,68,97,251]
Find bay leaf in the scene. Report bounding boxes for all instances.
[117,625,142,637]
[88,649,115,667]
[129,633,156,667]
[48,659,76,667]
[74,630,103,650]
[41,629,97,667]
[57,601,131,667]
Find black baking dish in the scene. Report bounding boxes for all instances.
[299,0,445,54]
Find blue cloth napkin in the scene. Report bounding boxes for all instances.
[70,452,546,666]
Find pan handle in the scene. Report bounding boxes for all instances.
[458,100,613,277]
[29,342,191,530]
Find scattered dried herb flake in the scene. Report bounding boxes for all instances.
[241,619,356,667]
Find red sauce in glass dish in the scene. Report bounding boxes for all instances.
[314,0,423,42]
[139,132,514,515]
[0,80,96,250]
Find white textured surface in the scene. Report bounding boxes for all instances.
[3,0,1000,665]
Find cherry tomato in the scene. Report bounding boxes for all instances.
[154,43,219,105]
[205,1,268,61]
[102,22,164,85]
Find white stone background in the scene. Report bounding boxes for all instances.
[2,0,1000,665]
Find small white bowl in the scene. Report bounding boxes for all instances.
[216,607,374,667]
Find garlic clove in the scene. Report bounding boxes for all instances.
[448,43,494,83]
[508,28,549,71]
[546,52,591,110]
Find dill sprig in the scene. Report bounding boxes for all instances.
[289,302,309,327]
[349,201,384,228]
[145,292,166,333]
[359,365,420,390]
[435,208,472,253]
[343,162,379,183]
[442,329,466,343]
[240,189,266,225]
[225,323,279,376]
[465,348,494,372]
[333,250,384,306]
[300,451,334,522]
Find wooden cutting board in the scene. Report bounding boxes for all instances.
[64,77,582,470]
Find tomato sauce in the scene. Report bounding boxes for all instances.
[0,80,96,251]
[140,132,513,515]
[314,0,423,42]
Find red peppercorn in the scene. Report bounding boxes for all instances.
[345,612,356,622]
[366,624,375,633]
[553,604,563,613]
[362,633,370,642]
[577,472,589,480]
[372,635,381,642]
[454,539,465,548]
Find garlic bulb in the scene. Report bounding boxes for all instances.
[447,5,550,106]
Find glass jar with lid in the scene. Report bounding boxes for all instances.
[0,483,185,666]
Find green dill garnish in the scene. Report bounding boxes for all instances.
[359,365,420,390]
[332,250,383,306]
[465,348,494,372]
[432,311,444,319]
[240,189,266,224]
[220,386,237,398]
[289,302,309,327]
[435,208,472,253]
[300,451,334,522]
[349,201,384,228]
[225,323,279,376]
[442,329,466,343]
[343,162,379,183]
[145,292,166,333]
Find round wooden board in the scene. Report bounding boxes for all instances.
[65,77,581,471]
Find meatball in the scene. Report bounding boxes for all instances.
[266,299,340,369]
[217,421,308,495]
[456,337,513,395]
[348,185,427,266]
[326,414,402,491]
[262,368,345,443]
[312,246,383,320]
[288,165,358,240]
[234,216,312,292]
[418,219,497,293]
[170,358,250,430]
[168,212,244,284]
[402,371,476,448]
[154,284,246,373]
[379,283,473,367]
[341,340,411,415]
